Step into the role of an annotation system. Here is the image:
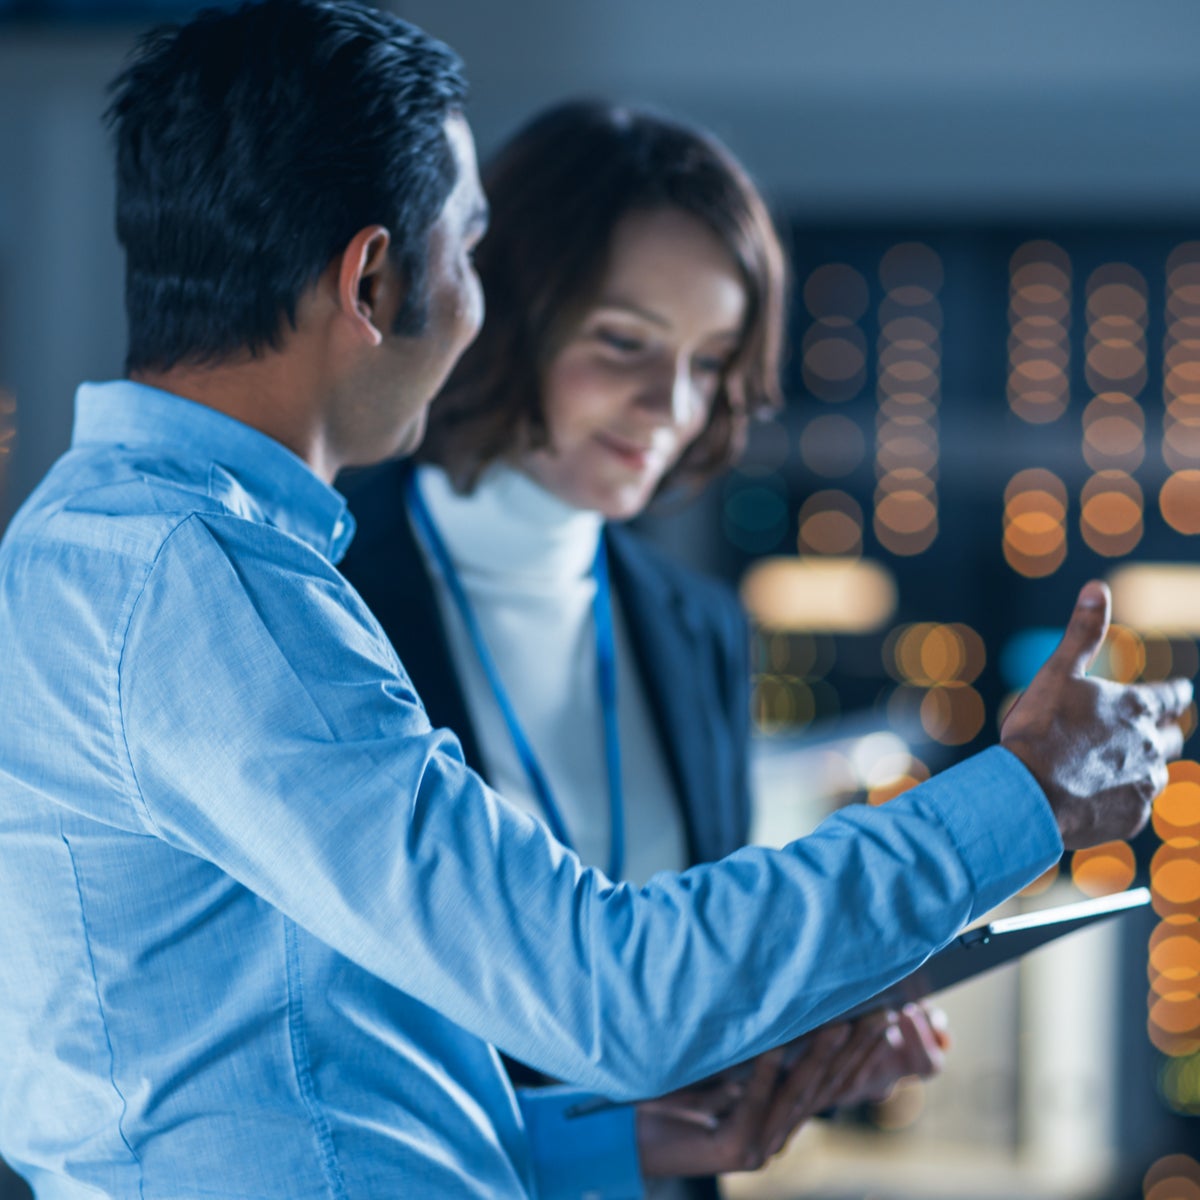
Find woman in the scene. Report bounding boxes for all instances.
[339,100,944,1196]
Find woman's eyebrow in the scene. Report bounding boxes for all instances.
[592,298,742,343]
[592,297,671,329]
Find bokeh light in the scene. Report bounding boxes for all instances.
[867,757,931,806]
[1152,843,1200,911]
[1076,265,1147,566]
[1080,469,1143,557]
[874,490,938,555]
[1008,242,1072,423]
[1003,468,1068,576]
[1159,1055,1200,1117]
[875,244,941,557]
[1071,840,1136,897]
[752,675,816,732]
[1147,762,1200,1060]
[1160,470,1200,535]
[803,264,870,402]
[883,622,987,746]
[919,684,986,746]
[803,320,867,402]
[1149,928,1200,999]
[886,621,986,686]
[722,478,788,553]
[1083,392,1145,472]
[797,490,863,556]
[1095,623,1146,683]
[803,262,870,323]
[1161,245,1200,536]
[1110,564,1200,636]
[740,557,897,634]
[799,413,865,478]
[1144,1153,1200,1199]
[1020,863,1061,897]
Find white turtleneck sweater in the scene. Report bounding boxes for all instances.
[412,464,689,888]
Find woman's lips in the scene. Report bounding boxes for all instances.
[594,432,658,470]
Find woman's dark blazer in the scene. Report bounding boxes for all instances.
[338,460,754,1200]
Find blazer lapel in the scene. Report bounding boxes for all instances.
[339,462,488,778]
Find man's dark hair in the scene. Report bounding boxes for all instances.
[418,100,788,496]
[106,0,466,372]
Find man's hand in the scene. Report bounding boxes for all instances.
[635,1008,947,1178]
[1000,580,1192,849]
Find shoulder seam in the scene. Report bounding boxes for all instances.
[111,513,204,840]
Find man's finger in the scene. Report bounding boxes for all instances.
[1147,677,1195,724]
[1156,721,1186,764]
[1044,581,1110,679]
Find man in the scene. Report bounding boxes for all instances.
[0,1,1188,1197]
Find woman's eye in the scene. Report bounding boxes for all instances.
[596,329,644,354]
[694,355,729,377]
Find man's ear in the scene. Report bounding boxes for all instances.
[335,225,394,347]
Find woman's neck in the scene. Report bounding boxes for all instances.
[414,462,603,585]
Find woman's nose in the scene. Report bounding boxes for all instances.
[639,357,703,427]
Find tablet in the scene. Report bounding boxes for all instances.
[565,887,1150,1118]
[837,885,1151,1021]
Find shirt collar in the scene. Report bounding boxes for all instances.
[71,380,355,562]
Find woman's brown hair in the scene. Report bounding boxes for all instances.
[417,99,788,496]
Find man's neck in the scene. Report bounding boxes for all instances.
[132,348,339,482]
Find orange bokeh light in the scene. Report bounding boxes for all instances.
[1005,468,1067,507]
[881,314,940,346]
[1149,991,1200,1035]
[1019,863,1061,897]
[1155,778,1200,846]
[1152,842,1200,912]
[799,511,861,557]
[1086,268,1148,325]
[1160,471,1200,535]
[1150,918,1200,966]
[1147,1020,1200,1057]
[1144,1152,1200,1195]
[1164,420,1200,473]
[1149,934,1200,991]
[803,263,870,322]
[1145,1178,1200,1200]
[1071,840,1137,897]
[1003,540,1067,579]
[880,242,944,296]
[1081,470,1143,556]
[920,684,986,746]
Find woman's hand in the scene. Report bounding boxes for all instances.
[635,1006,950,1178]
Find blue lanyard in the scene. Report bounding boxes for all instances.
[405,470,626,880]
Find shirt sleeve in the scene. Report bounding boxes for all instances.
[116,512,1063,1101]
[517,1087,642,1200]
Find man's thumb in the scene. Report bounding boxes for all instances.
[1050,580,1111,677]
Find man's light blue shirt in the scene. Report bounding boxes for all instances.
[0,381,1063,1198]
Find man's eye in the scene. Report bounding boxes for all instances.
[597,330,644,354]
